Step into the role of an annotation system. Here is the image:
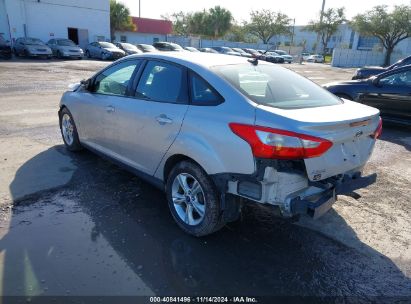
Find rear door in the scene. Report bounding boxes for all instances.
[108,59,189,175]
[359,69,411,124]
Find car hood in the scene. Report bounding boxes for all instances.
[358,66,385,72]
[323,79,369,88]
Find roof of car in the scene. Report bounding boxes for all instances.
[125,52,263,68]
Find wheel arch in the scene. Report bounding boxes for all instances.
[162,154,204,182]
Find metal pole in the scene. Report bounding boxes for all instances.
[289,18,295,54]
[139,0,141,17]
[316,0,326,53]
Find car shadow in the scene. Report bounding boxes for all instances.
[1,146,411,299]
[379,124,411,152]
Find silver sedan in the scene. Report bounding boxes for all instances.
[59,52,381,236]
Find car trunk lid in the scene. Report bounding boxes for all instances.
[255,100,380,181]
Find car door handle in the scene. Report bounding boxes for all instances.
[156,114,173,125]
[106,105,115,113]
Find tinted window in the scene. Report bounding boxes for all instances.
[380,70,411,87]
[136,61,185,103]
[94,60,139,96]
[190,73,223,105]
[212,63,342,109]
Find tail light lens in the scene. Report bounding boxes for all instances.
[229,123,333,160]
[372,117,382,139]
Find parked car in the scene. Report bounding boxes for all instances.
[274,50,293,63]
[265,51,285,63]
[153,42,184,52]
[13,37,52,59]
[231,48,252,58]
[199,47,219,54]
[324,65,411,126]
[242,48,261,58]
[210,46,241,56]
[136,44,158,53]
[184,47,200,52]
[306,54,324,63]
[301,52,311,61]
[0,35,12,59]
[47,38,84,59]
[59,52,381,236]
[115,42,142,55]
[85,41,125,60]
[352,55,411,80]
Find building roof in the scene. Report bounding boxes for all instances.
[131,17,172,35]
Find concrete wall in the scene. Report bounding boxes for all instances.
[3,0,109,46]
[331,48,405,68]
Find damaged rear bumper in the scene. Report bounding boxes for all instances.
[291,173,376,219]
[213,159,377,220]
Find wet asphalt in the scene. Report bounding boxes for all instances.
[2,146,411,301]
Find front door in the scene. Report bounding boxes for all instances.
[360,69,411,123]
[109,60,189,175]
[76,59,140,153]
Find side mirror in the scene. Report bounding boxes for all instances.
[80,78,91,91]
[372,77,381,87]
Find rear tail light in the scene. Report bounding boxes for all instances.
[372,117,382,139]
[229,123,333,160]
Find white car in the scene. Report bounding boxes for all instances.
[301,52,311,61]
[307,55,324,63]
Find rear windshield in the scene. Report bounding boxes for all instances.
[212,63,342,109]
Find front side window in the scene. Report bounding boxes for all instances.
[136,61,185,103]
[212,63,342,109]
[380,70,411,87]
[94,60,139,96]
[190,73,223,105]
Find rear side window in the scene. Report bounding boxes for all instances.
[190,73,223,106]
[136,61,186,103]
[212,63,342,109]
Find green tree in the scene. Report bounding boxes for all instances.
[207,6,233,38]
[304,7,346,55]
[245,10,291,44]
[110,0,136,41]
[162,11,192,36]
[351,5,411,66]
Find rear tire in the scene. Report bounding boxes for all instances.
[166,161,225,237]
[59,107,82,152]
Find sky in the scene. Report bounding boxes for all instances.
[122,0,410,25]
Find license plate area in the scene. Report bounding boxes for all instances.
[304,135,375,181]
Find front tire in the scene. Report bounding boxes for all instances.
[59,107,82,152]
[166,161,225,237]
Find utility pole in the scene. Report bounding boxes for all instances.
[315,0,326,53]
[289,18,295,54]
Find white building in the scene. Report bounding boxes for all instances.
[0,0,110,48]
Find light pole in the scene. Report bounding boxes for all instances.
[289,18,295,54]
[139,0,141,18]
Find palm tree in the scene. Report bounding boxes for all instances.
[110,0,135,41]
[208,6,233,38]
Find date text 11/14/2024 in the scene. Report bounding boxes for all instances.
[149,297,258,303]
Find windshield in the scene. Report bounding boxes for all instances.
[25,38,44,45]
[57,39,76,46]
[99,42,116,48]
[275,50,287,55]
[140,44,156,51]
[212,63,342,109]
[170,43,183,50]
[120,43,137,50]
[222,47,234,52]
